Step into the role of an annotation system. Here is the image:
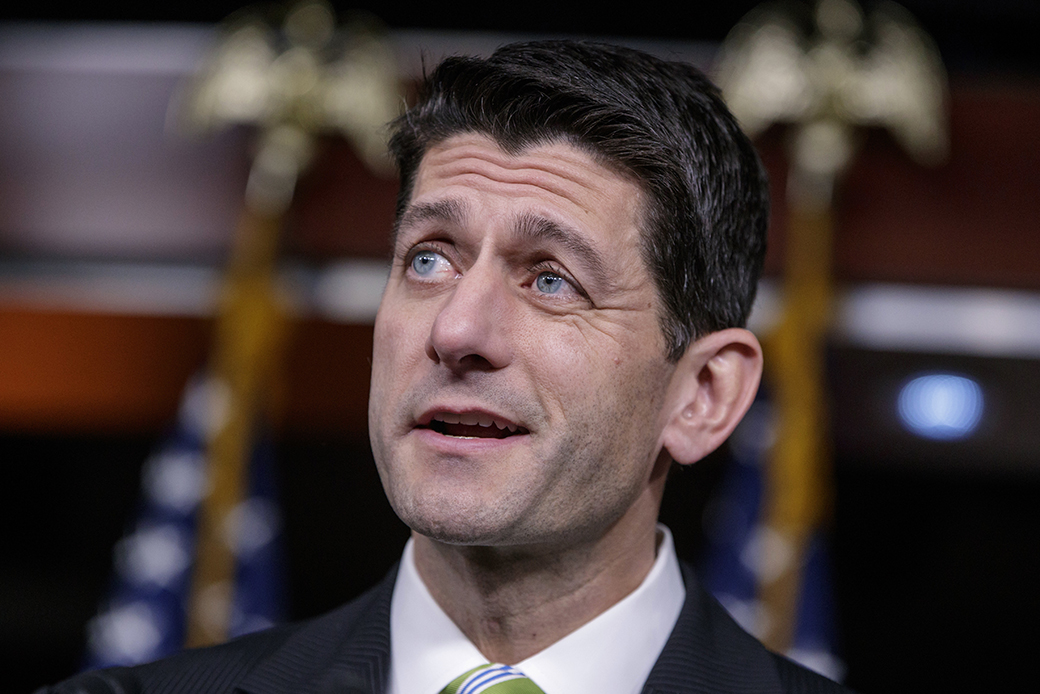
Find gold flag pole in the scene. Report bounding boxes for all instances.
[716,0,948,652]
[184,130,301,647]
[169,0,402,647]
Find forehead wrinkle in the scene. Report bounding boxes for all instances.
[513,212,611,290]
[422,137,611,212]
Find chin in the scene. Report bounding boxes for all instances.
[392,492,536,547]
[403,507,513,546]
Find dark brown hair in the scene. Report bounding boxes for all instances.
[389,40,769,360]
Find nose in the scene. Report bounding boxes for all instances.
[426,262,513,372]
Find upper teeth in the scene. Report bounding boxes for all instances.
[436,412,518,432]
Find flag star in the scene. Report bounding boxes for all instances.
[117,524,193,588]
[144,451,206,513]
[88,601,164,664]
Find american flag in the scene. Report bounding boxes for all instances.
[83,376,285,668]
[699,389,845,682]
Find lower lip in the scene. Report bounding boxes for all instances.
[410,427,528,453]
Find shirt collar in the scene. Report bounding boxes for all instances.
[388,525,686,694]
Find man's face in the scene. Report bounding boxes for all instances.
[369,133,677,549]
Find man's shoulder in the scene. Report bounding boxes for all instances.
[657,563,854,694]
[35,623,299,694]
[769,653,853,694]
[37,574,394,694]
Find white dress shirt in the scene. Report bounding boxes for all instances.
[387,525,686,694]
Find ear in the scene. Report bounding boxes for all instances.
[660,328,763,466]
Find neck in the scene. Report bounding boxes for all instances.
[411,491,662,664]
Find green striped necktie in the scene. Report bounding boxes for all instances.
[439,663,546,694]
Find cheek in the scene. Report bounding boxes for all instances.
[370,301,427,419]
[521,321,666,427]
[518,323,597,405]
[369,314,395,404]
[371,309,397,368]
[534,311,666,380]
[373,298,428,369]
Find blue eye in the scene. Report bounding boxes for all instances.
[410,250,443,276]
[535,271,567,294]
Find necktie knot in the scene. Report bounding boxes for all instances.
[440,663,546,694]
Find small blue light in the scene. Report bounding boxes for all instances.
[897,373,984,440]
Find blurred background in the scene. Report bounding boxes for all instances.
[1,1,1038,693]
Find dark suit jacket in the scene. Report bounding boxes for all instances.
[40,563,851,694]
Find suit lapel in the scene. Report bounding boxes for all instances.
[237,565,398,694]
[234,561,784,694]
[642,563,785,694]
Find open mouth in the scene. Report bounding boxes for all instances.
[421,412,529,439]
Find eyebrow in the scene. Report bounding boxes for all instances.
[514,212,611,290]
[394,199,467,244]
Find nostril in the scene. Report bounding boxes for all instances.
[456,353,497,371]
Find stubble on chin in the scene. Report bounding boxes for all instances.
[380,459,544,547]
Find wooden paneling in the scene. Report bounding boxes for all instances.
[759,82,1040,289]
[836,83,1040,289]
[0,309,210,433]
[286,137,398,259]
[0,309,374,436]
[280,320,373,436]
